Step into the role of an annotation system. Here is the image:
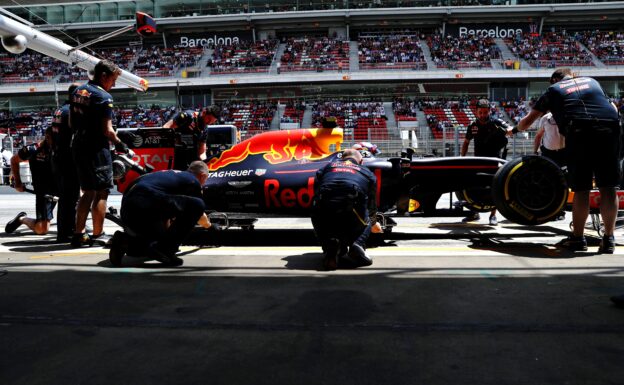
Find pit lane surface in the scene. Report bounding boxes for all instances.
[1,188,623,385]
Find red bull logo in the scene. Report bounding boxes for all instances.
[77,89,91,97]
[207,128,343,171]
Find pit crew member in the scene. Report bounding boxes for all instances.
[461,98,513,226]
[109,161,216,267]
[5,127,57,235]
[163,106,219,170]
[311,149,377,270]
[70,60,125,247]
[517,68,621,254]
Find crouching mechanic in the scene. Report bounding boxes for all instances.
[109,161,217,267]
[5,127,57,235]
[311,149,377,270]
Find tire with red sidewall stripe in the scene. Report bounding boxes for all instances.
[492,155,568,225]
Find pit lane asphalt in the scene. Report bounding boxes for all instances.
[1,187,623,385]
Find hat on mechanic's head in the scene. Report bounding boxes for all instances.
[321,116,338,129]
[476,99,490,109]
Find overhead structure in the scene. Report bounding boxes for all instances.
[0,10,153,92]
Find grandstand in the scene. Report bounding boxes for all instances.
[1,0,624,160]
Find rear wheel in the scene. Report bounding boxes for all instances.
[492,155,567,225]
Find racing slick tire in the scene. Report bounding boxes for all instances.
[455,188,496,213]
[492,155,568,225]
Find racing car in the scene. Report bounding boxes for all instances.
[113,126,569,231]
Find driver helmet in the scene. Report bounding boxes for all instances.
[353,141,380,157]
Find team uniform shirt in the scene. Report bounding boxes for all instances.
[539,113,565,151]
[124,170,203,201]
[51,102,72,163]
[171,110,208,169]
[465,117,510,158]
[534,76,621,190]
[533,76,619,130]
[17,142,56,196]
[70,82,114,153]
[315,158,377,215]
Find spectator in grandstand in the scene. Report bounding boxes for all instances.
[533,112,566,168]
[70,60,125,248]
[461,99,513,226]
[163,106,220,169]
[5,127,57,236]
[516,68,621,254]
[109,161,216,267]
[51,83,81,243]
[312,149,377,270]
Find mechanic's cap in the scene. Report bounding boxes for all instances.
[321,116,338,129]
[476,99,490,109]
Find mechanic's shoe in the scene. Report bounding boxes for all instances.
[347,243,373,267]
[462,212,480,223]
[150,242,181,266]
[5,212,26,233]
[488,215,498,226]
[610,294,624,308]
[598,235,616,254]
[322,238,340,271]
[555,211,566,221]
[555,235,588,252]
[92,232,113,246]
[109,231,129,267]
[71,232,93,248]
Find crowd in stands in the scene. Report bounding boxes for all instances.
[310,100,389,140]
[392,97,419,121]
[281,100,307,123]
[499,98,531,124]
[427,34,501,69]
[280,37,350,72]
[135,45,203,77]
[208,40,279,74]
[215,100,278,135]
[575,30,624,65]
[0,52,70,84]
[358,35,427,70]
[506,31,594,68]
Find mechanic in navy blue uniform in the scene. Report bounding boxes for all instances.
[163,107,218,170]
[50,83,81,242]
[70,60,127,247]
[461,99,513,226]
[517,68,621,256]
[5,127,57,235]
[311,149,377,270]
[110,161,215,266]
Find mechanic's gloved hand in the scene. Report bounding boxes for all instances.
[114,141,130,154]
[371,222,383,234]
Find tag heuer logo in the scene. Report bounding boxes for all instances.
[255,169,266,176]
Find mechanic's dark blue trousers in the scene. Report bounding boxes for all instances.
[121,190,204,254]
[311,185,371,253]
[52,157,79,240]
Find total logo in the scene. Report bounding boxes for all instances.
[132,153,170,164]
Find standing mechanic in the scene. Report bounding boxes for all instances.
[5,127,57,235]
[109,161,216,267]
[50,83,81,242]
[312,149,377,270]
[516,68,621,254]
[461,99,513,226]
[163,106,219,170]
[70,60,127,247]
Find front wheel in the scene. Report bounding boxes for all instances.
[492,155,568,225]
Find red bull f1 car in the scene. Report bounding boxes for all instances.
[113,126,570,232]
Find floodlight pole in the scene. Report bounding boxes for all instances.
[69,25,134,52]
